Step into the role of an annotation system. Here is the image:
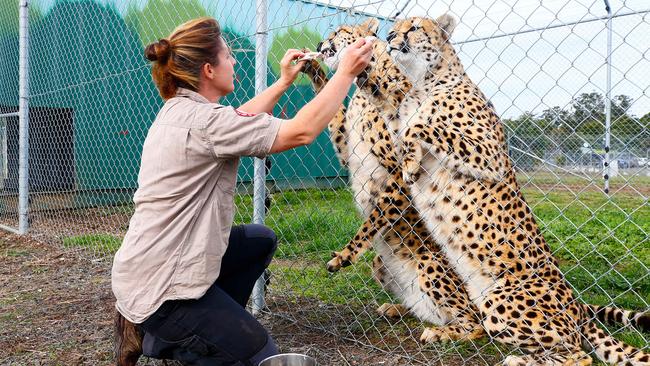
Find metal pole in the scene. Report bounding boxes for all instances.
[603,0,612,195]
[251,0,268,315]
[18,0,30,234]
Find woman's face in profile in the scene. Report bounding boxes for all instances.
[212,37,237,95]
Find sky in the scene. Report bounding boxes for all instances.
[309,0,650,118]
[26,0,650,119]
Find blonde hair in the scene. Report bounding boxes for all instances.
[145,17,223,100]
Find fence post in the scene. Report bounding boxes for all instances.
[18,0,30,234]
[251,0,268,315]
[603,0,612,195]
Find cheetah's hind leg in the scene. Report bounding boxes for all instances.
[377,303,410,318]
[420,323,485,344]
[372,255,411,319]
[501,348,592,366]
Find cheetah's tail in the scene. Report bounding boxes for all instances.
[582,320,650,366]
[583,304,650,333]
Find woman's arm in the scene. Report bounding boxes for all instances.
[269,39,374,154]
[238,49,305,114]
[237,81,290,114]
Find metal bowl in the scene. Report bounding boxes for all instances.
[258,353,317,366]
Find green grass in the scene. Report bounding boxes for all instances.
[234,189,362,263]
[516,171,650,188]
[4,248,30,257]
[63,186,646,309]
[62,186,648,311]
[524,190,649,308]
[269,260,391,305]
[62,233,122,253]
[61,185,648,362]
[233,187,650,309]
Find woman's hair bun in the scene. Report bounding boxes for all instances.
[145,39,171,63]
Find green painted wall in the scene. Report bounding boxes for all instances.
[0,0,346,207]
[27,1,157,192]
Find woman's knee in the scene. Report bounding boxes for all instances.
[244,224,276,240]
[249,335,279,366]
[243,224,277,253]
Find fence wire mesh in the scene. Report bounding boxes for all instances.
[0,0,648,365]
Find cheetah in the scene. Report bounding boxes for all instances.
[326,14,650,365]
[301,18,485,343]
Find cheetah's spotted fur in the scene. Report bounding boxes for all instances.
[328,14,650,365]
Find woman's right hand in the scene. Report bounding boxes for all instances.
[270,38,375,154]
[337,38,374,77]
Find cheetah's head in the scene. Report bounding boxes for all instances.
[386,14,456,82]
[318,18,379,70]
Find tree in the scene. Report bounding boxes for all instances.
[536,106,582,158]
[269,26,322,85]
[612,111,648,156]
[570,92,605,132]
[503,93,647,159]
[504,112,552,169]
[640,113,650,155]
[540,106,571,126]
[125,0,208,46]
[640,112,650,128]
[0,0,43,37]
[612,94,633,120]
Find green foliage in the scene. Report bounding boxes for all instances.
[525,189,649,308]
[269,26,322,84]
[504,112,552,169]
[506,92,648,161]
[612,94,633,119]
[571,92,606,129]
[125,0,208,46]
[269,263,389,305]
[0,0,43,36]
[65,184,647,354]
[229,184,650,310]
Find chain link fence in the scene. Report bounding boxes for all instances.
[1,0,648,364]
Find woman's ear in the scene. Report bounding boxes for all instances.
[202,62,214,80]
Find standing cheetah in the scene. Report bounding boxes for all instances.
[326,14,650,365]
[301,18,485,343]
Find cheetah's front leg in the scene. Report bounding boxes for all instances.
[327,176,411,272]
[400,125,425,185]
[401,110,509,183]
[362,108,400,174]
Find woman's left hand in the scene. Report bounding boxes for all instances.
[278,49,306,88]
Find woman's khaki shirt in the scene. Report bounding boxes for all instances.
[112,88,282,323]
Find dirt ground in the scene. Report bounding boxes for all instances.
[0,230,499,366]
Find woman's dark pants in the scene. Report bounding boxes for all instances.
[139,224,279,366]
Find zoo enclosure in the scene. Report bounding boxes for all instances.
[0,0,648,364]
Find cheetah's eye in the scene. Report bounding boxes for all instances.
[401,26,419,40]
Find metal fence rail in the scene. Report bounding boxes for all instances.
[0,0,648,364]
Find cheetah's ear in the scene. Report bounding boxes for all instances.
[435,14,456,41]
[360,17,380,35]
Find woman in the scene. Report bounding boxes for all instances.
[112,17,372,366]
